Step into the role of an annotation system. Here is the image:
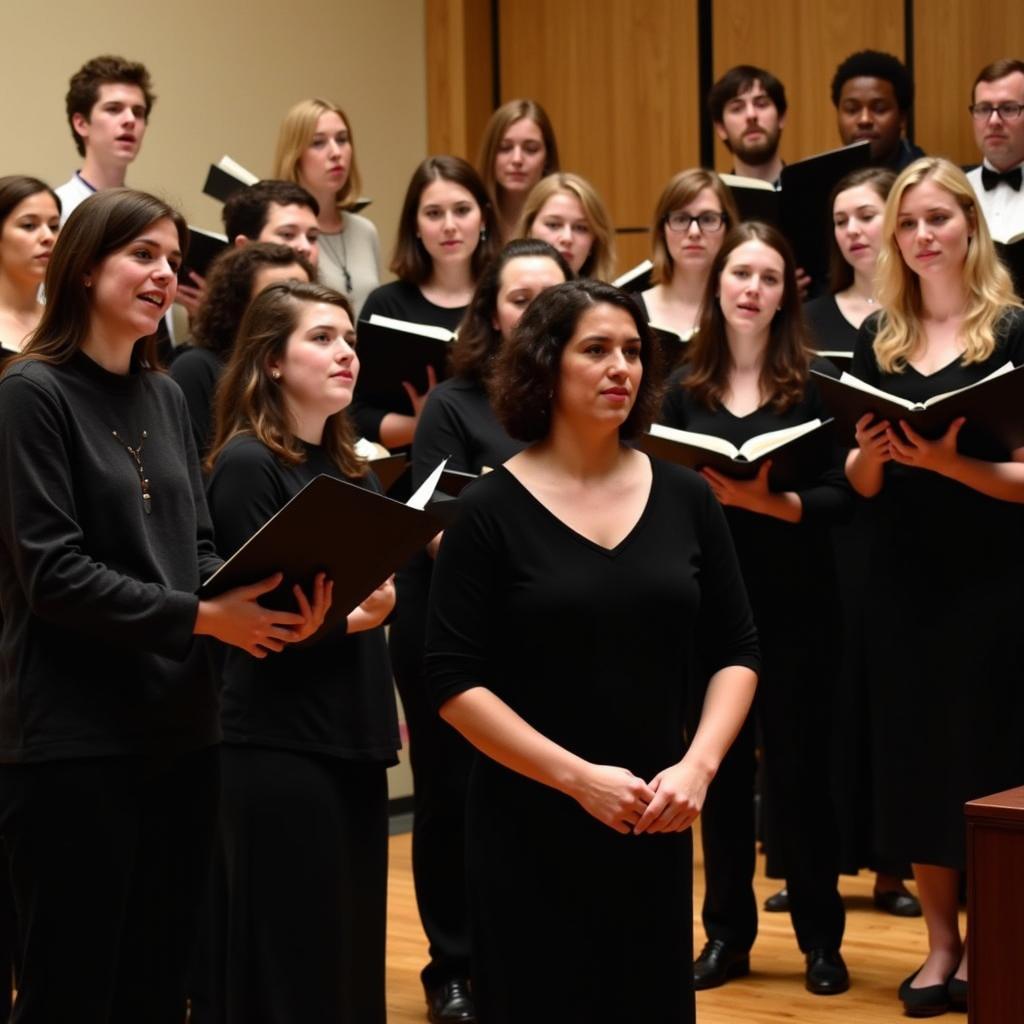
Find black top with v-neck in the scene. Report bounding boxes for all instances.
[426,456,759,777]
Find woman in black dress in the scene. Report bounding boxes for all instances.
[660,221,852,995]
[393,238,571,1022]
[0,189,319,1024]
[845,157,1024,1017]
[354,156,498,449]
[205,280,397,1022]
[426,279,759,1023]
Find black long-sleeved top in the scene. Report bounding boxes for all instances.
[426,459,760,778]
[169,345,224,459]
[206,435,400,763]
[0,352,222,762]
[352,280,467,442]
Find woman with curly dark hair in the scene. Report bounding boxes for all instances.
[425,279,759,1023]
[660,221,852,997]
[170,242,314,457]
[391,238,569,1022]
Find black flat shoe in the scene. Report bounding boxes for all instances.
[805,948,850,995]
[874,887,923,917]
[764,887,789,912]
[693,939,750,990]
[947,975,967,1012]
[898,967,951,1018]
[426,978,477,1024]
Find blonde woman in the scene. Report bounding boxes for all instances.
[639,169,740,341]
[846,157,1024,1017]
[273,98,379,315]
[517,172,615,280]
[477,99,560,242]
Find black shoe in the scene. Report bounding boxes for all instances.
[947,975,967,1012]
[426,978,476,1024]
[874,887,923,917]
[804,948,850,995]
[693,939,750,990]
[763,887,789,912]
[898,967,951,1018]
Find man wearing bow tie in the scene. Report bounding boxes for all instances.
[966,59,1024,246]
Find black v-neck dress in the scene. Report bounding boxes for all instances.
[851,309,1024,868]
[426,458,759,1023]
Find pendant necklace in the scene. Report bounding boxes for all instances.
[111,429,152,515]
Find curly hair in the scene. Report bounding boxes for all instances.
[489,280,663,442]
[449,238,572,382]
[831,50,914,112]
[206,280,365,478]
[222,180,319,242]
[684,221,810,414]
[65,56,154,157]
[191,243,315,357]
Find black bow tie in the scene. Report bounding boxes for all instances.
[981,165,1022,191]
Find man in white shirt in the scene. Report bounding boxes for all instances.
[966,58,1024,244]
[55,55,154,224]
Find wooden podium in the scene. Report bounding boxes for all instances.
[966,785,1024,1023]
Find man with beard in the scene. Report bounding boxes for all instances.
[709,65,787,186]
[831,50,924,172]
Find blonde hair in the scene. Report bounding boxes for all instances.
[873,157,1020,373]
[272,98,363,211]
[650,169,739,285]
[516,173,616,281]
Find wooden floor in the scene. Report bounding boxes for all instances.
[384,823,963,1023]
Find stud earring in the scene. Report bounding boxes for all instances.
[272,370,282,380]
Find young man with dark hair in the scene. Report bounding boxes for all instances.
[222,180,321,266]
[831,50,924,171]
[966,58,1024,243]
[709,65,788,184]
[55,55,155,223]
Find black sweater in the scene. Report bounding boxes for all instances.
[205,435,400,763]
[169,345,224,460]
[0,352,221,762]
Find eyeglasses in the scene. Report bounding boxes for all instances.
[666,210,726,233]
[968,102,1024,122]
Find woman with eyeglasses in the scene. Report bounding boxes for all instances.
[638,169,740,341]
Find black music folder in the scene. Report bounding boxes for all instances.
[355,314,455,407]
[812,363,1024,449]
[199,465,445,642]
[178,226,228,284]
[639,418,834,490]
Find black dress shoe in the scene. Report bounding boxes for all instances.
[426,978,477,1023]
[898,967,951,1017]
[763,887,789,912]
[874,887,923,917]
[804,948,850,995]
[693,939,750,990]
[947,975,967,1012]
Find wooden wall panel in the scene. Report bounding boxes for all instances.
[425,0,494,160]
[914,0,1024,167]
[498,0,700,276]
[711,0,904,171]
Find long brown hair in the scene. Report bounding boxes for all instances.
[17,188,187,370]
[206,280,366,478]
[477,99,560,215]
[684,221,809,413]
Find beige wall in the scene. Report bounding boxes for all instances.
[2,0,429,268]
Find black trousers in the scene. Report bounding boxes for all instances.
[0,745,219,1024]
[219,746,390,1024]
[700,652,846,955]
[389,568,474,989]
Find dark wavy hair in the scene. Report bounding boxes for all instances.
[15,189,185,371]
[66,55,155,157]
[490,280,663,442]
[450,238,572,382]
[389,156,499,284]
[708,65,788,123]
[685,221,809,414]
[192,243,315,357]
[206,280,365,478]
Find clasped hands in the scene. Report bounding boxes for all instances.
[573,759,709,836]
[855,412,965,474]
